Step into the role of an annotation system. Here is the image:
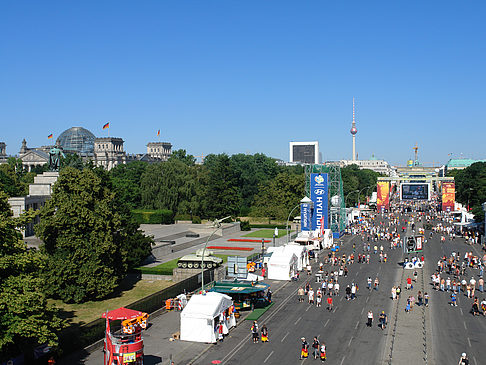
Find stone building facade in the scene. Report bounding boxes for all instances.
[147,142,172,161]
[94,137,127,170]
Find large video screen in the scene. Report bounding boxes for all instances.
[401,183,429,200]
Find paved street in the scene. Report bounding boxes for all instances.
[77,211,486,365]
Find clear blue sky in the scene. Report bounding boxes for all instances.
[1,1,485,166]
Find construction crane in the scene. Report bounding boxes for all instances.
[194,153,205,163]
[413,143,419,163]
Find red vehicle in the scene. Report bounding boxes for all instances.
[102,307,148,365]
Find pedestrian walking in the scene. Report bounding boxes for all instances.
[327,296,333,311]
[300,337,309,359]
[379,311,387,330]
[312,337,320,359]
[320,343,327,362]
[261,324,269,343]
[367,310,373,327]
[251,321,259,343]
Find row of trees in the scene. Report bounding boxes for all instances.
[0,166,153,360]
[448,162,486,222]
[111,151,305,220]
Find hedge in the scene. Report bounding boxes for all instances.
[250,223,290,229]
[131,209,174,224]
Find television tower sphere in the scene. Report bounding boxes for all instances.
[350,126,358,135]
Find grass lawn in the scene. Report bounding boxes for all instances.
[137,254,230,275]
[243,229,292,239]
[49,276,172,325]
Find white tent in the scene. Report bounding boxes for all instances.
[283,244,306,271]
[180,292,233,343]
[267,251,297,281]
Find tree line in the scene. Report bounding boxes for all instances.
[0,151,381,360]
[447,162,486,222]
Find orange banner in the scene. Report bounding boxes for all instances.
[377,182,390,212]
[442,182,455,211]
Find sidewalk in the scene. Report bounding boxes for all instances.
[64,278,290,365]
[383,222,429,364]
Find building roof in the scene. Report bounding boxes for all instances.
[56,127,96,155]
[446,159,485,168]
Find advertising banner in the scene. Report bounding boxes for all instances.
[310,173,329,231]
[377,181,390,212]
[300,202,311,231]
[442,182,455,212]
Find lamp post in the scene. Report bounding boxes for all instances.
[201,217,226,294]
[467,188,474,211]
[345,190,359,208]
[482,202,486,245]
[287,197,313,244]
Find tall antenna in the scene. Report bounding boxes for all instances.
[350,97,358,161]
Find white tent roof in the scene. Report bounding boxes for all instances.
[181,292,233,320]
[284,244,305,256]
[268,251,297,265]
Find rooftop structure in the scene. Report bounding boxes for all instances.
[56,127,96,155]
[289,141,320,164]
[446,158,486,171]
[350,98,358,161]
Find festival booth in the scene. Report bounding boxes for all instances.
[267,251,297,281]
[180,292,234,343]
[281,244,307,271]
[211,280,270,311]
[102,307,148,365]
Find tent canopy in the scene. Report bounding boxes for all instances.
[211,280,269,294]
[181,292,233,320]
[268,251,297,265]
[102,307,144,320]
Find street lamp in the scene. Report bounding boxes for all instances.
[467,187,474,211]
[358,186,374,207]
[287,197,313,244]
[201,216,227,294]
[345,190,359,208]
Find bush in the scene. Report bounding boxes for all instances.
[192,216,202,224]
[174,213,191,221]
[250,223,289,229]
[131,209,174,224]
[240,220,251,231]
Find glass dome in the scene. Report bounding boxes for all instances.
[56,127,96,155]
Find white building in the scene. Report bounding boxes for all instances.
[337,155,393,176]
[289,141,320,164]
[94,137,127,170]
[147,142,172,161]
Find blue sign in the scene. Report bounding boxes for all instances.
[301,203,311,231]
[310,173,328,231]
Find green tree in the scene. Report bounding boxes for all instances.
[0,192,63,360]
[199,154,241,218]
[453,162,486,222]
[341,165,380,206]
[141,160,198,214]
[230,153,280,215]
[169,149,196,166]
[251,172,305,220]
[110,161,148,209]
[35,167,152,303]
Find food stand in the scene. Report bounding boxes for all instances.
[210,280,270,311]
[102,307,148,365]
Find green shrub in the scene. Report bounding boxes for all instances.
[240,220,251,231]
[131,209,174,224]
[250,223,288,229]
[192,216,202,224]
[174,213,192,221]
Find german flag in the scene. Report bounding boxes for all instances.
[47,134,53,139]
[102,122,110,130]
[157,129,160,137]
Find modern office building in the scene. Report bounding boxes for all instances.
[289,141,320,164]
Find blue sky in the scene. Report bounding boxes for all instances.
[1,1,484,166]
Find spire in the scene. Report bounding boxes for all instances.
[350,98,358,161]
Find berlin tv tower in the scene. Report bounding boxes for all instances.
[350,97,358,161]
